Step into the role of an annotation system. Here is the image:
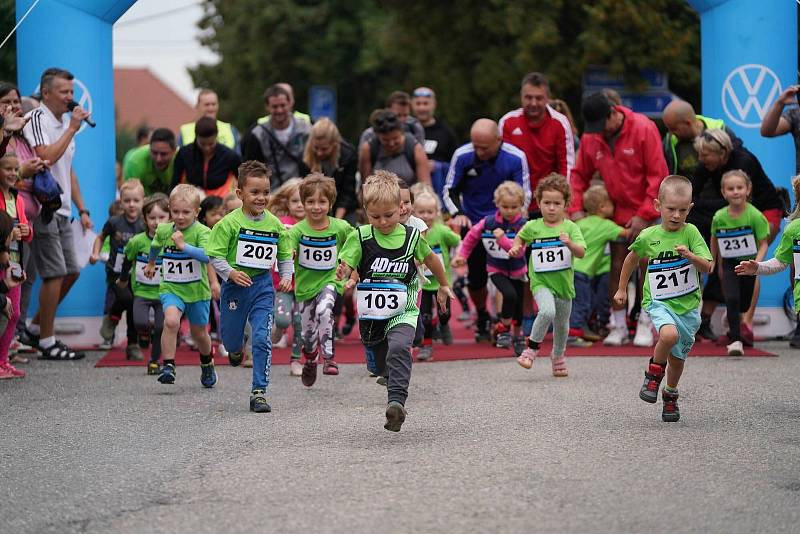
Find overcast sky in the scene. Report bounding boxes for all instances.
[113,0,218,104]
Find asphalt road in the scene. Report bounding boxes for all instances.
[2,343,799,534]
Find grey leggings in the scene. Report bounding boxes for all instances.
[299,284,337,359]
[132,296,164,363]
[530,287,572,358]
[373,323,415,406]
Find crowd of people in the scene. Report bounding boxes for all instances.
[1,66,799,430]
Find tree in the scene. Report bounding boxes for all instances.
[192,0,700,142]
[0,0,17,84]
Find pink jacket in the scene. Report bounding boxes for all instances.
[459,212,527,278]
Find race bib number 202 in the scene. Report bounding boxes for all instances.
[236,229,278,270]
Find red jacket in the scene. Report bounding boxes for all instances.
[569,106,668,225]
[0,188,33,242]
[500,106,574,210]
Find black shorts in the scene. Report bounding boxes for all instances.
[467,239,488,290]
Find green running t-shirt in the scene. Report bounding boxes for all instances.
[151,221,211,303]
[773,218,800,311]
[422,222,461,291]
[518,218,586,299]
[710,203,769,261]
[124,231,160,301]
[573,215,624,277]
[285,217,354,301]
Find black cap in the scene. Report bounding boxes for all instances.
[582,92,613,134]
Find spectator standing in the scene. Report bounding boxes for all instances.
[243,84,311,191]
[569,91,668,347]
[359,110,430,187]
[443,118,530,342]
[411,87,459,200]
[122,128,177,196]
[302,118,358,223]
[21,68,94,360]
[178,89,240,153]
[172,118,241,198]
[359,91,426,147]
[257,82,312,126]
[760,85,800,173]
[500,72,574,217]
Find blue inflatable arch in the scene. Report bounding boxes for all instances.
[15,0,798,328]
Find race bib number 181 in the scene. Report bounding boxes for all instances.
[531,238,571,272]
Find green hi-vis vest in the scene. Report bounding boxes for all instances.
[257,111,312,125]
[664,115,726,174]
[180,120,236,150]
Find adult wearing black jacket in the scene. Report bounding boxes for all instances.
[302,118,358,223]
[690,128,783,342]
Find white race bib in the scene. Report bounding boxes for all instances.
[135,258,161,285]
[481,232,510,260]
[793,239,800,281]
[531,238,572,272]
[298,235,337,271]
[423,247,444,277]
[162,256,201,283]
[112,247,125,273]
[716,227,757,259]
[356,281,408,320]
[647,257,698,300]
[235,230,278,270]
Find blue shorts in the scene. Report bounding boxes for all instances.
[159,293,210,326]
[646,300,701,360]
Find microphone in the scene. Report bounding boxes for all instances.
[67,100,96,128]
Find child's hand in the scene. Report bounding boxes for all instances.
[559,231,571,245]
[11,227,21,242]
[277,278,293,292]
[336,262,352,281]
[674,245,692,259]
[171,231,185,250]
[229,270,252,287]
[18,223,29,238]
[4,268,24,289]
[89,252,99,265]
[492,228,505,239]
[612,289,627,307]
[143,263,156,279]
[508,245,522,258]
[437,285,455,309]
[210,281,221,301]
[735,260,758,276]
[451,255,466,268]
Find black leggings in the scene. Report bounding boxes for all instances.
[420,289,451,340]
[721,259,756,342]
[489,273,524,324]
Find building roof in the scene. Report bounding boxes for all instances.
[114,68,196,134]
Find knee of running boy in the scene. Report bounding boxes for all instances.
[163,311,181,332]
[658,324,680,347]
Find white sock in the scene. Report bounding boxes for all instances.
[613,309,627,330]
[28,324,40,335]
[40,336,56,349]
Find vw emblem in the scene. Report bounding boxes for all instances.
[721,64,782,128]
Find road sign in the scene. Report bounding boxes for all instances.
[583,66,668,92]
[617,91,675,117]
[309,85,336,123]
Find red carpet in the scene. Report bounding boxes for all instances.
[94,316,775,368]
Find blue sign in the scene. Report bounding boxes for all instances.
[309,85,336,123]
[583,66,668,92]
[617,92,675,117]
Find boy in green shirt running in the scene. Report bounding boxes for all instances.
[118,194,169,375]
[144,185,215,387]
[284,174,354,387]
[614,175,713,423]
[206,161,294,413]
[336,172,454,432]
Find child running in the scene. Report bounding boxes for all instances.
[199,196,225,355]
[337,171,453,432]
[615,175,713,422]
[455,181,528,355]
[569,185,629,346]
[144,184,215,387]
[710,170,769,356]
[0,153,30,379]
[206,161,293,413]
[735,175,800,347]
[509,173,586,376]
[118,194,169,374]
[285,173,353,386]
[267,178,305,374]
[90,180,145,357]
[412,188,460,361]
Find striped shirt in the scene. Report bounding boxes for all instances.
[23,104,74,217]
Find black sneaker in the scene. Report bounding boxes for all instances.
[138,333,151,350]
[662,389,680,422]
[158,363,176,384]
[639,362,665,403]
[697,319,717,341]
[376,376,388,386]
[39,341,84,361]
[200,362,218,388]
[228,351,244,367]
[790,315,800,348]
[19,328,40,350]
[474,312,492,343]
[439,323,453,345]
[249,389,271,413]
[384,401,407,432]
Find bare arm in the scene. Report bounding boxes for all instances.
[358,142,372,182]
[71,168,93,229]
[413,143,431,185]
[760,86,797,137]
[33,107,85,163]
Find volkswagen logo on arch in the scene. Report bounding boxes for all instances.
[721,64,782,128]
